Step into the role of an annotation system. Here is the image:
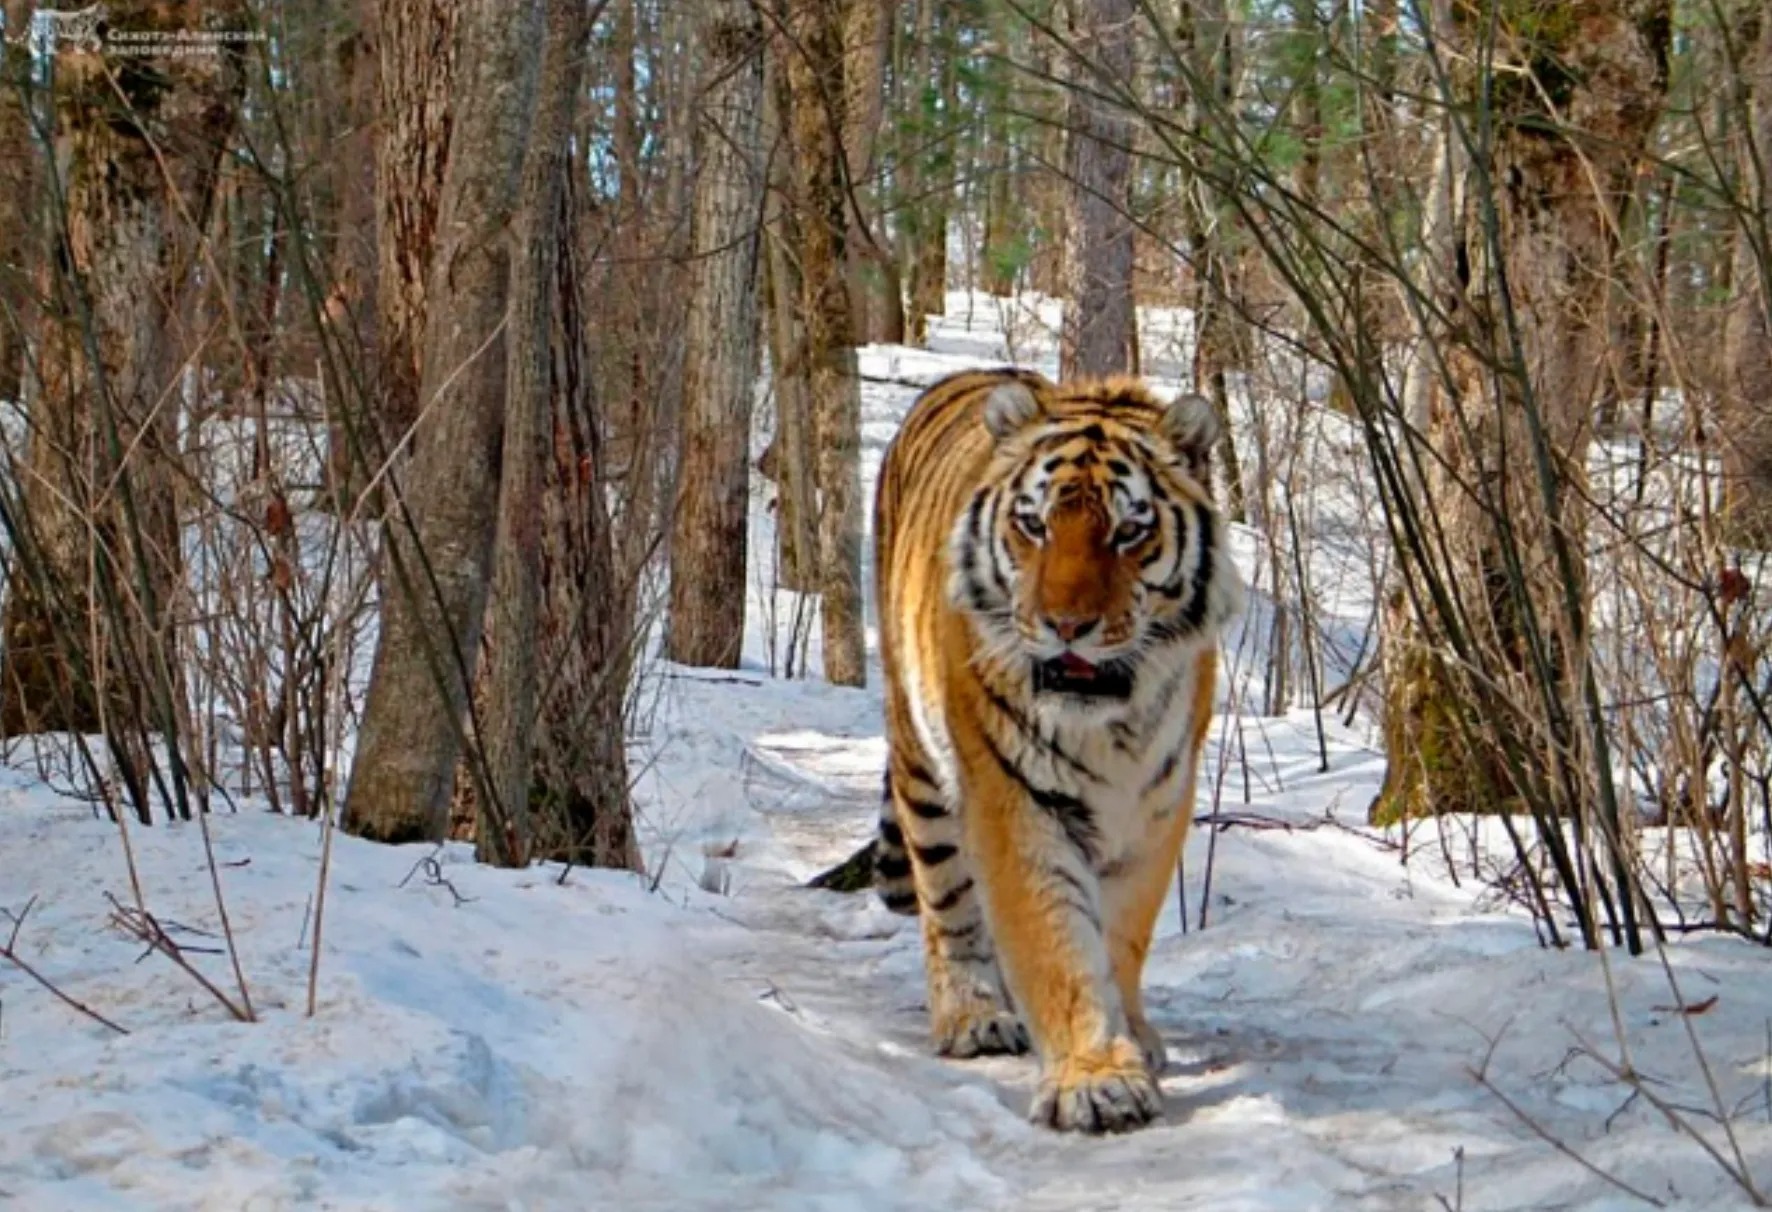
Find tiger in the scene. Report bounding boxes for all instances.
[871,366,1244,1133]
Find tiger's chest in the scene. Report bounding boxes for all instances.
[983,662,1204,871]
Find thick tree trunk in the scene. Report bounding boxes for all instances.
[0,0,33,405]
[783,0,867,688]
[1721,7,1772,546]
[1060,0,1136,379]
[373,0,455,458]
[1,3,244,742]
[667,0,767,669]
[345,0,545,845]
[476,0,590,866]
[530,169,641,870]
[1373,0,1672,830]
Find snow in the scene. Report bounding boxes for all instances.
[4,293,1772,1210]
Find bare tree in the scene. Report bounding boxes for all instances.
[1059,0,1136,378]
[0,0,33,406]
[1373,0,1671,883]
[1,2,245,739]
[1722,4,1772,545]
[345,0,544,844]
[781,0,866,687]
[477,0,593,864]
[667,0,767,670]
[373,0,455,455]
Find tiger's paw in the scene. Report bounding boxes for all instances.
[1129,1013,1168,1075]
[1028,1045,1162,1134]
[933,1001,1030,1058]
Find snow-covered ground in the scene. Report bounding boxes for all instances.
[3,296,1771,1210]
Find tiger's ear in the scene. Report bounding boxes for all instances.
[1160,392,1220,469]
[983,380,1043,440]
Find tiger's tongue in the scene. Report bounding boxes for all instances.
[1057,652,1098,677]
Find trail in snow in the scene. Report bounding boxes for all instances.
[2,297,1770,1210]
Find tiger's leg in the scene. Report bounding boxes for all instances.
[888,755,1029,1057]
[1108,656,1215,1074]
[970,780,1160,1133]
[1101,809,1193,1076]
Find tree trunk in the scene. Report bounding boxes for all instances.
[0,0,34,405]
[373,0,455,458]
[902,0,952,342]
[1060,0,1136,379]
[1,2,244,743]
[667,0,767,669]
[345,0,545,845]
[1373,0,1672,836]
[1179,0,1247,519]
[321,0,382,508]
[783,0,867,687]
[529,168,641,870]
[475,0,590,866]
[841,0,903,345]
[1721,6,1772,546]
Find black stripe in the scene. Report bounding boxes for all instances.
[904,796,948,819]
[979,725,1101,863]
[876,853,911,880]
[1046,863,1102,932]
[914,842,959,866]
[882,890,919,912]
[1144,746,1183,794]
[880,817,905,848]
[1182,502,1216,629]
[1152,503,1194,599]
[928,878,974,912]
[978,677,1104,785]
[934,917,983,941]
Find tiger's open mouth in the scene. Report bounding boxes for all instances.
[1033,652,1135,700]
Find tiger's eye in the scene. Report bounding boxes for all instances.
[1112,521,1140,545]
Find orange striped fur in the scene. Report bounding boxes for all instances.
[872,368,1243,1133]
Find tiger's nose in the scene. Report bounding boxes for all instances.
[1045,614,1100,643]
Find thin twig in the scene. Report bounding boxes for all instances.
[1,898,130,1035]
[105,892,250,1023]
[1469,1066,1666,1208]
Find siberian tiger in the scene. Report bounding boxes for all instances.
[872,367,1243,1133]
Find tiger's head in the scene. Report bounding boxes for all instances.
[950,376,1244,708]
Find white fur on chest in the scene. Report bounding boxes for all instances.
[1036,643,1207,862]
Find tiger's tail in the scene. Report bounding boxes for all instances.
[873,770,920,916]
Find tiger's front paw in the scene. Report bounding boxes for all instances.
[1129,1013,1168,1075]
[1028,1044,1162,1133]
[933,999,1030,1058]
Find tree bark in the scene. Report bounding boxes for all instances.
[1,2,244,741]
[1721,5,1772,546]
[529,168,641,870]
[667,0,767,669]
[901,0,952,342]
[373,0,455,457]
[1178,0,1247,518]
[841,0,903,345]
[345,0,544,844]
[1060,0,1137,379]
[782,0,867,687]
[320,0,382,508]
[476,0,590,866]
[0,0,34,405]
[1373,0,1672,830]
